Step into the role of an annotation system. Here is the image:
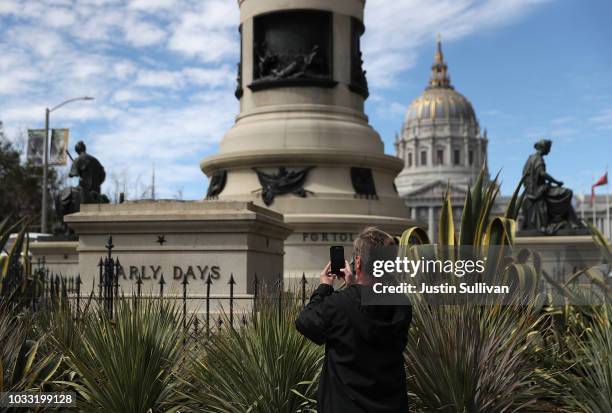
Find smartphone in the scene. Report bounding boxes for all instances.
[330,246,345,277]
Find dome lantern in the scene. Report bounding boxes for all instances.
[428,34,453,89]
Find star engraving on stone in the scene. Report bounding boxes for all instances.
[156,234,167,246]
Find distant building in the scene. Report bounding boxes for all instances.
[577,194,611,240]
[394,39,494,240]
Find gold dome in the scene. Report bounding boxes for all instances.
[406,88,476,123]
[405,38,477,124]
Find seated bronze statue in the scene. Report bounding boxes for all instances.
[54,141,109,235]
[69,141,108,204]
[521,139,583,235]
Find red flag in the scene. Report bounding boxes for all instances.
[591,172,608,205]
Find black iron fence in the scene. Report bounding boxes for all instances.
[28,236,313,338]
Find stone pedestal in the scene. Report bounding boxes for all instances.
[200,0,416,280]
[64,201,292,312]
[515,235,602,282]
[30,239,79,277]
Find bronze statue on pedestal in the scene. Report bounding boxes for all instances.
[521,139,583,235]
[54,141,109,235]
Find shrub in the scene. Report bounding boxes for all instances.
[52,298,185,413]
[179,298,323,413]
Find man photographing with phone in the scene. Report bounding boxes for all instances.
[295,227,412,413]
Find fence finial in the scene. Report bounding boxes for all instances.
[301,273,308,305]
[229,274,236,327]
[158,274,166,297]
[105,235,114,251]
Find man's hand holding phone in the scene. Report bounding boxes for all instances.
[339,260,353,285]
[320,260,353,287]
[320,262,335,286]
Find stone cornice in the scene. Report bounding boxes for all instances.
[200,150,403,175]
[64,201,293,239]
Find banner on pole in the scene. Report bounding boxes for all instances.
[27,129,45,166]
[50,128,69,166]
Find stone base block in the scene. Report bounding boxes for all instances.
[515,235,602,282]
[64,200,293,300]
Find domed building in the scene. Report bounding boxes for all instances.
[395,38,490,240]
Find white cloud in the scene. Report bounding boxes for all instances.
[112,61,138,79]
[0,67,40,95]
[128,0,175,12]
[183,66,235,88]
[44,7,76,27]
[0,0,19,15]
[363,0,552,90]
[112,89,151,103]
[364,50,417,88]
[123,18,167,47]
[135,70,183,88]
[168,0,238,62]
[374,100,407,120]
[7,26,66,58]
[135,66,235,89]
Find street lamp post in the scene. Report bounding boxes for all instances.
[41,96,94,234]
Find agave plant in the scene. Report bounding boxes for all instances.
[0,215,40,309]
[51,298,185,413]
[397,170,555,412]
[179,298,323,413]
[399,170,538,291]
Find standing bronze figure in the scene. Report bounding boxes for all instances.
[521,139,582,235]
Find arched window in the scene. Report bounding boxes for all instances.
[420,150,427,166]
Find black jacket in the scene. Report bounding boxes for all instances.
[295,283,412,413]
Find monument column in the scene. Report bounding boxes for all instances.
[200,0,415,280]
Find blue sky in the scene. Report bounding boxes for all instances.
[1,0,611,200]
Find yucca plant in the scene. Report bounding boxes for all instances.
[564,222,612,294]
[398,170,554,412]
[587,221,612,265]
[0,304,62,412]
[538,224,612,411]
[404,296,549,412]
[561,303,612,413]
[179,298,324,413]
[51,298,185,413]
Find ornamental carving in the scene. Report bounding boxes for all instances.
[250,10,335,91]
[254,167,314,206]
